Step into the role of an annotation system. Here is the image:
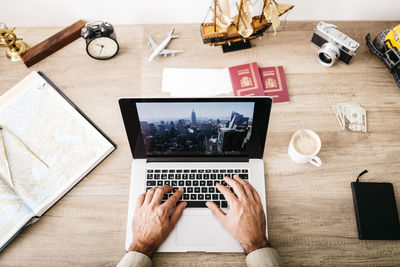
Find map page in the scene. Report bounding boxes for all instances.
[0,72,115,250]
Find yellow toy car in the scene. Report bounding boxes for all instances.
[386,25,400,50]
[366,24,400,88]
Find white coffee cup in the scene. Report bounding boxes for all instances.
[288,129,322,167]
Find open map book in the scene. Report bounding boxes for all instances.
[0,72,116,251]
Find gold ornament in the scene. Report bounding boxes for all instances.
[0,23,29,61]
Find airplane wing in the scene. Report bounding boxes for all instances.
[148,36,158,50]
[160,49,184,56]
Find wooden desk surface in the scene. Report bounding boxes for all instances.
[0,21,400,266]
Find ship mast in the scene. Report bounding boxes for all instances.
[236,0,244,30]
[214,0,217,31]
[260,0,267,22]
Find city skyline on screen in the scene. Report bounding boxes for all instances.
[136,102,254,122]
[136,102,255,155]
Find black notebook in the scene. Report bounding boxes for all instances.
[0,71,116,251]
[351,171,400,240]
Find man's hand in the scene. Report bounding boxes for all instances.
[129,186,186,257]
[206,175,269,255]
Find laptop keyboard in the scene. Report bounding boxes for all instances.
[145,169,249,208]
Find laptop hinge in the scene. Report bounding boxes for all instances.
[146,157,249,163]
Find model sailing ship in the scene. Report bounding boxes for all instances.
[201,0,294,47]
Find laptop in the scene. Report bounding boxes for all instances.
[119,97,272,252]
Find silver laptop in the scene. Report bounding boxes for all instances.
[119,97,272,252]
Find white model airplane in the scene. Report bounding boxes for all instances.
[148,27,184,62]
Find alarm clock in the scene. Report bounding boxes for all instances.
[81,21,119,60]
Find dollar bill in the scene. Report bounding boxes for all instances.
[332,105,344,129]
[342,105,367,133]
[332,102,367,133]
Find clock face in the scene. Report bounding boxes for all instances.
[87,37,119,59]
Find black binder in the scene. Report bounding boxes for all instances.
[351,170,400,240]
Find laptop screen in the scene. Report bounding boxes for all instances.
[119,97,271,160]
[136,102,255,156]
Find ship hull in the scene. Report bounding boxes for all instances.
[201,16,271,46]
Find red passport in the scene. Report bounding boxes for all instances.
[228,62,265,96]
[259,66,289,104]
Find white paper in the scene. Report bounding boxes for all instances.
[161,68,233,97]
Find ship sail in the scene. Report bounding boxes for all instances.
[235,0,254,38]
[263,0,292,34]
[213,0,233,33]
[201,0,293,47]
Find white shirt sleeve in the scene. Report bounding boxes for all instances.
[117,247,282,267]
[246,247,284,267]
[117,251,152,267]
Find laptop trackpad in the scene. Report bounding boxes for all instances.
[176,215,218,246]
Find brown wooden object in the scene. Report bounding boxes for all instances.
[22,20,85,67]
[1,22,400,266]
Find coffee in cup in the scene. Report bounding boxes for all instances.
[288,129,322,167]
[292,131,319,155]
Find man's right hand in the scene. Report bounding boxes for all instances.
[129,186,186,257]
[206,175,269,255]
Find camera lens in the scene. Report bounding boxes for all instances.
[317,42,340,67]
[319,53,332,64]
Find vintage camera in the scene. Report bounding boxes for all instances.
[311,22,360,67]
[81,21,115,40]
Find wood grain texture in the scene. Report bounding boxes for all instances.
[22,20,86,67]
[0,21,400,266]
